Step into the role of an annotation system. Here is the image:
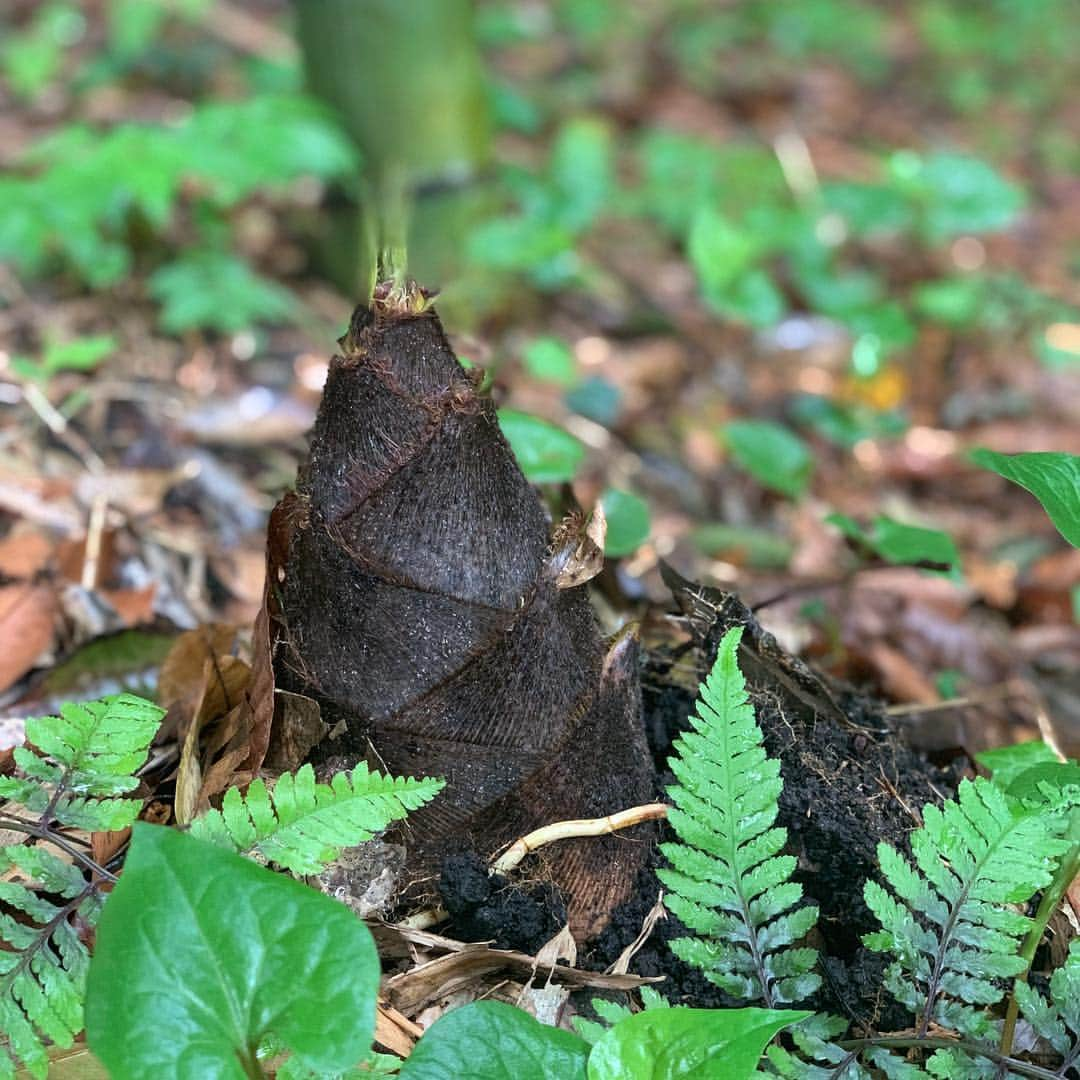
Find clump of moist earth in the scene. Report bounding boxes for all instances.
[430,640,958,1027]
[439,852,567,956]
[594,643,962,1028]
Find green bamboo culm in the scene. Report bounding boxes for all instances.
[292,0,491,299]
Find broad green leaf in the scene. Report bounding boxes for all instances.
[85,824,378,1079]
[724,420,813,498]
[550,117,614,231]
[688,206,758,296]
[587,1007,809,1080]
[822,181,913,236]
[498,409,585,484]
[970,450,1080,548]
[843,302,917,357]
[913,277,985,327]
[791,394,908,448]
[467,215,575,273]
[867,517,960,570]
[713,268,785,329]
[1006,761,1080,802]
[977,741,1060,790]
[827,514,960,572]
[565,377,621,426]
[600,488,650,557]
[399,1001,589,1080]
[42,335,117,374]
[11,335,117,383]
[692,523,793,569]
[524,337,578,387]
[916,153,1025,241]
[1,2,82,100]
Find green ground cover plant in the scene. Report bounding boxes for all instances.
[3,616,1076,1077]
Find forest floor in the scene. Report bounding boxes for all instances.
[0,0,1078,1036]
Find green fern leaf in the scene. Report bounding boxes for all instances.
[0,693,161,1077]
[924,1047,996,1078]
[0,693,163,832]
[572,987,669,1045]
[864,776,1070,1038]
[658,625,820,1007]
[1015,939,1080,1066]
[765,1013,871,1078]
[0,846,102,1080]
[189,762,444,874]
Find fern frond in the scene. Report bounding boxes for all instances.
[923,1048,996,1078]
[0,846,103,1080]
[0,693,163,832]
[864,776,1070,1039]
[571,987,669,1045]
[0,693,162,1077]
[1014,940,1080,1071]
[189,762,444,874]
[657,625,820,1007]
[766,1013,870,1078]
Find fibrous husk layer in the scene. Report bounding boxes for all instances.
[272,299,655,938]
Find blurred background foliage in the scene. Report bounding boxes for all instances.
[0,0,1078,724]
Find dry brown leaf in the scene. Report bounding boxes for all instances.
[92,827,130,875]
[102,584,157,626]
[0,584,57,694]
[374,1001,422,1058]
[262,690,324,773]
[865,642,940,705]
[75,468,186,520]
[0,526,55,579]
[534,924,577,969]
[607,891,666,976]
[175,655,253,818]
[241,496,292,775]
[157,624,240,741]
[196,745,251,804]
[373,923,661,1017]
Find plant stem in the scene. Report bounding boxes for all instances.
[0,883,98,999]
[375,166,409,292]
[0,815,118,882]
[838,1036,1061,1080]
[1000,825,1080,1057]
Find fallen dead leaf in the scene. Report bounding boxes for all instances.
[374,1001,422,1058]
[0,584,57,694]
[175,654,252,820]
[0,526,55,579]
[102,584,157,626]
[864,641,940,705]
[157,624,240,741]
[372,923,661,1017]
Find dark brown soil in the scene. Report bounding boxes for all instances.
[437,574,963,1025]
[439,852,568,956]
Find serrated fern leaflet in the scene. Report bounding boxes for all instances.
[0,693,162,1079]
[0,693,163,833]
[658,625,820,1007]
[189,761,444,874]
[864,776,1070,1042]
[1014,940,1080,1074]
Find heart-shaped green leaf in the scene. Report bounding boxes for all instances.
[725,420,813,498]
[399,1000,589,1080]
[587,1006,809,1080]
[498,409,585,484]
[971,449,1080,548]
[85,823,379,1079]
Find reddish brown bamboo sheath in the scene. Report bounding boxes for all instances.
[273,297,655,938]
